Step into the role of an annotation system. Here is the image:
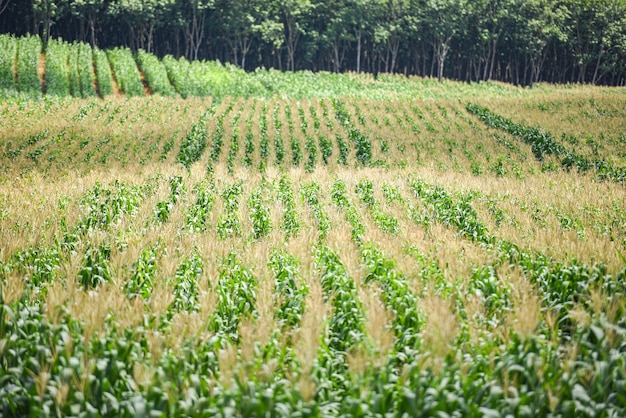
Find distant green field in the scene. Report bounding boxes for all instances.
[1,39,626,416]
[1,34,617,102]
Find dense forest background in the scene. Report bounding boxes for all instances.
[1,0,625,86]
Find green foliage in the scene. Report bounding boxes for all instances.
[16,35,42,97]
[0,34,17,91]
[136,50,177,97]
[168,251,203,314]
[248,181,273,240]
[79,243,112,289]
[153,175,185,223]
[125,242,160,299]
[333,99,371,165]
[467,103,626,183]
[107,47,144,96]
[186,177,216,232]
[217,181,244,239]
[300,181,331,239]
[356,179,399,235]
[331,177,365,243]
[277,176,301,238]
[176,108,211,169]
[269,249,307,329]
[93,47,113,97]
[209,252,257,343]
[44,38,71,96]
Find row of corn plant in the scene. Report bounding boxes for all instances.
[268,249,308,330]
[107,46,144,96]
[136,50,177,97]
[217,181,244,239]
[332,99,371,165]
[272,102,286,165]
[277,176,302,238]
[208,252,257,344]
[162,55,189,97]
[0,34,16,91]
[166,251,203,316]
[248,180,273,240]
[73,179,152,235]
[176,107,213,169]
[466,103,626,183]
[243,100,257,167]
[73,41,96,98]
[124,241,161,299]
[153,175,185,223]
[186,177,216,232]
[284,105,302,166]
[258,102,270,170]
[300,182,331,239]
[314,244,368,399]
[93,47,113,97]
[208,99,235,170]
[16,35,41,96]
[44,38,71,96]
[223,106,245,173]
[330,177,366,243]
[408,176,626,336]
[355,179,399,235]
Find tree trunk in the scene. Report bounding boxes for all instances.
[356,28,362,74]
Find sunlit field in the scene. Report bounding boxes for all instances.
[1,74,626,416]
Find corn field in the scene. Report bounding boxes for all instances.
[1,67,626,416]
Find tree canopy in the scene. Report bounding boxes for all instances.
[1,0,625,85]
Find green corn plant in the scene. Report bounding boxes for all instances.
[300,182,331,239]
[248,181,272,240]
[186,178,216,232]
[209,252,257,343]
[217,181,244,239]
[277,176,301,238]
[79,243,112,289]
[269,249,308,330]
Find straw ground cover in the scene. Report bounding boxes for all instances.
[1,87,625,416]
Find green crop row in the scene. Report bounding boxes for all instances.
[0,34,16,91]
[44,38,71,96]
[107,47,144,97]
[467,103,626,183]
[136,50,177,97]
[16,35,41,97]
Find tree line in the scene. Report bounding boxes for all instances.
[1,0,625,86]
